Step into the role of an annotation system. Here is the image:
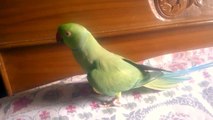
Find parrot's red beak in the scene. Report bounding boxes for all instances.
[56,31,63,44]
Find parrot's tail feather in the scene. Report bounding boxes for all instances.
[143,62,213,90]
[165,62,213,77]
[143,76,190,90]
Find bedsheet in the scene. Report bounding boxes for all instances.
[0,47,212,120]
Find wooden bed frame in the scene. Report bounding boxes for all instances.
[0,0,213,95]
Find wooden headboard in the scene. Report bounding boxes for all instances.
[0,0,213,95]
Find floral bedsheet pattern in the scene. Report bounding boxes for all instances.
[0,47,212,120]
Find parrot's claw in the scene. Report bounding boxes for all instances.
[112,98,121,106]
[99,98,122,107]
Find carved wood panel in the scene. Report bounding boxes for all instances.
[150,0,213,19]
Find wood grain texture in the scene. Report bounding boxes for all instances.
[1,23,213,95]
[153,0,213,19]
[1,0,213,49]
[0,54,12,95]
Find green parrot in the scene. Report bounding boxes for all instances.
[56,23,213,106]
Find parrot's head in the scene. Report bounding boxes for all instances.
[56,23,91,50]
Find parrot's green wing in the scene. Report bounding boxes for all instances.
[123,59,171,72]
[122,59,189,90]
[87,55,144,96]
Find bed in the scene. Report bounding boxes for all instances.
[0,47,213,119]
[0,0,213,119]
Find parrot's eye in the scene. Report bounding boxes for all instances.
[65,31,72,37]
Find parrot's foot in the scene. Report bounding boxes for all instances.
[99,92,123,107]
